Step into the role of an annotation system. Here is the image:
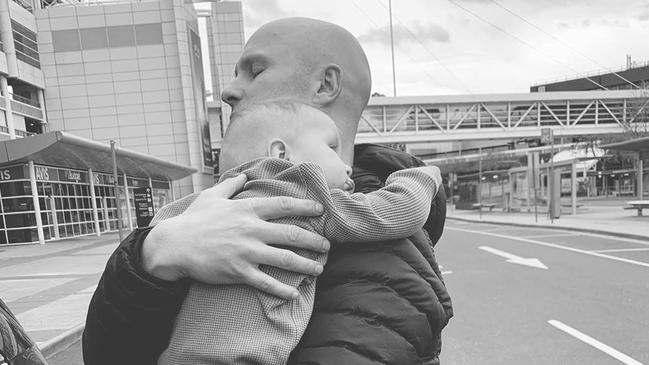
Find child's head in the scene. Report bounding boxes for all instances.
[220,101,354,191]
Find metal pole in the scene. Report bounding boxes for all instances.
[28,161,45,244]
[111,140,124,243]
[478,147,482,220]
[532,154,538,223]
[549,141,555,223]
[388,0,397,97]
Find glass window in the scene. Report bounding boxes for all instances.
[7,228,38,244]
[2,198,34,212]
[134,23,163,45]
[58,225,67,238]
[53,29,81,52]
[107,25,135,48]
[5,213,36,228]
[0,181,30,196]
[80,27,108,50]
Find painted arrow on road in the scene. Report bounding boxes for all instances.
[479,246,548,269]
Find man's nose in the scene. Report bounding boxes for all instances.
[221,85,243,107]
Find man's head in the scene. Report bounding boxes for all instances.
[221,17,371,164]
[220,102,354,191]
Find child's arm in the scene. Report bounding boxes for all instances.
[323,166,441,243]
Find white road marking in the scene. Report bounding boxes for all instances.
[441,271,453,275]
[548,320,645,365]
[522,233,580,239]
[479,246,548,269]
[592,248,649,253]
[448,227,649,269]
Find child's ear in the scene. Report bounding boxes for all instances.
[268,138,289,160]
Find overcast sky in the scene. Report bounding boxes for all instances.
[229,0,649,97]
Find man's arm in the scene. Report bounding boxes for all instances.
[323,166,440,243]
[83,175,330,365]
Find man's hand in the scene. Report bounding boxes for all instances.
[142,174,329,300]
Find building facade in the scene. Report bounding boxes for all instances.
[531,62,649,92]
[0,0,48,141]
[34,0,216,197]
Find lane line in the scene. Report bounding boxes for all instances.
[592,248,649,253]
[522,233,581,239]
[447,227,649,268]
[548,320,645,365]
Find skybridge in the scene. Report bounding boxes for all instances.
[356,89,649,144]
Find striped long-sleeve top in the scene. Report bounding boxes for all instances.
[157,157,439,365]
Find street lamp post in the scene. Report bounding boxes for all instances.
[111,140,124,243]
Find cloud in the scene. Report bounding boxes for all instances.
[358,23,451,47]
[243,0,292,30]
[637,12,649,21]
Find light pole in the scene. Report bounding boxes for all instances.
[111,140,124,242]
[388,0,397,96]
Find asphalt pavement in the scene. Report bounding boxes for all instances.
[437,220,649,365]
[2,213,649,364]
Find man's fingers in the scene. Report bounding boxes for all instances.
[257,222,330,253]
[253,244,324,277]
[248,196,324,220]
[211,174,247,198]
[245,268,299,300]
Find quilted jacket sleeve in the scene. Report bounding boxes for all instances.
[82,228,190,365]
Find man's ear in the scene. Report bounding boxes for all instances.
[268,138,289,160]
[313,64,342,105]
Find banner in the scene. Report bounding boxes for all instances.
[188,27,213,168]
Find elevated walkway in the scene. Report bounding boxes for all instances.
[356,90,649,144]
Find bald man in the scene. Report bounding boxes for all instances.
[83,18,451,365]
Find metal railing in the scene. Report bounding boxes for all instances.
[531,61,649,87]
[10,93,40,107]
[12,0,33,12]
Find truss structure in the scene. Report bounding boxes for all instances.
[357,90,649,143]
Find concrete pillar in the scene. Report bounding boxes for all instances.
[0,76,16,139]
[28,161,45,244]
[637,154,644,200]
[50,196,59,240]
[0,0,18,76]
[169,179,175,201]
[37,89,48,131]
[123,175,134,231]
[89,169,101,236]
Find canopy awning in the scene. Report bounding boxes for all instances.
[0,131,196,181]
[602,137,649,152]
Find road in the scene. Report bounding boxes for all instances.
[437,220,649,365]
[3,224,649,364]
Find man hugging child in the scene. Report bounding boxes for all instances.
[158,101,442,365]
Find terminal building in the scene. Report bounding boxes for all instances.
[0,0,245,244]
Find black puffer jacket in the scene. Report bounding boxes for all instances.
[289,144,453,365]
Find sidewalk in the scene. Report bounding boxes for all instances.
[0,232,121,357]
[447,200,649,240]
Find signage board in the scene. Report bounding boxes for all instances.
[541,128,553,145]
[133,187,155,227]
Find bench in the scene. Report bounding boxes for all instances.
[472,203,497,212]
[623,200,649,216]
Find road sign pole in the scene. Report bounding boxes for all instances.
[111,140,124,243]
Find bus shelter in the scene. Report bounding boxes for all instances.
[602,136,649,199]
